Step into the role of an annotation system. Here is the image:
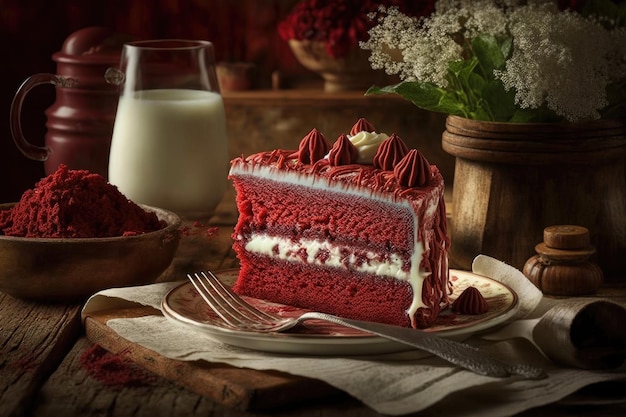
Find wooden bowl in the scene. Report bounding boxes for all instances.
[0,203,181,302]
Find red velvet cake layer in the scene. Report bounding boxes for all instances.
[233,254,416,327]
[233,175,415,263]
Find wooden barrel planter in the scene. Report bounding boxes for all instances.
[442,115,626,281]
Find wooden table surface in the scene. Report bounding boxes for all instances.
[1,199,626,417]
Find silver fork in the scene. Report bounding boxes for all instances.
[188,271,546,379]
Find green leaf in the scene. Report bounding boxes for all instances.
[467,72,486,94]
[472,34,509,78]
[448,57,479,82]
[480,80,515,121]
[447,57,498,120]
[366,82,468,116]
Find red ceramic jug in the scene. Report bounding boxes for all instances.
[10,27,133,178]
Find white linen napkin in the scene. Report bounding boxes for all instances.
[81,255,626,416]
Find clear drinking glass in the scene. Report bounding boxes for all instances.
[107,40,228,219]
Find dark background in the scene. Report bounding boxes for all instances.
[0,0,304,202]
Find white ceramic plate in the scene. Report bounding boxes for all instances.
[161,269,518,356]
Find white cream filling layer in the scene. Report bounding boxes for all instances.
[243,232,429,321]
[246,234,408,279]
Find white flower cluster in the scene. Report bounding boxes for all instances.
[362,0,511,86]
[497,3,622,121]
[361,0,626,122]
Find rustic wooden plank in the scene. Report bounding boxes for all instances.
[35,337,378,417]
[32,337,235,417]
[82,305,340,411]
[0,293,82,417]
[38,333,626,417]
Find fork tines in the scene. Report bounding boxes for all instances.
[187,271,281,329]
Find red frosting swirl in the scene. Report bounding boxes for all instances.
[393,149,432,187]
[452,286,489,315]
[350,118,376,135]
[373,134,409,171]
[292,128,330,164]
[329,134,359,166]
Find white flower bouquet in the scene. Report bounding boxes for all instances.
[361,0,626,122]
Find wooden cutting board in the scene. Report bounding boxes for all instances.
[83,305,341,411]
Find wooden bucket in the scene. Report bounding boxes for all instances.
[442,115,626,280]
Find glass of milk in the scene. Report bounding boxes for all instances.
[107,40,228,220]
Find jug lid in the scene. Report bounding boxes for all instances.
[53,26,134,65]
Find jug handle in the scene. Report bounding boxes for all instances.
[10,73,78,161]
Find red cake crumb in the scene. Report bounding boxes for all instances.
[80,344,156,387]
[181,221,220,238]
[0,164,165,238]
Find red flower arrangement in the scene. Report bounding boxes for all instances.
[278,0,435,58]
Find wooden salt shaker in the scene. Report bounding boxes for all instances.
[523,225,603,296]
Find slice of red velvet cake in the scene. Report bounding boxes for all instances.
[228,119,450,329]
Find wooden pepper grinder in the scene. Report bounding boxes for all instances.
[523,225,603,296]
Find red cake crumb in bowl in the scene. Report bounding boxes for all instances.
[0,165,181,302]
[0,164,165,238]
